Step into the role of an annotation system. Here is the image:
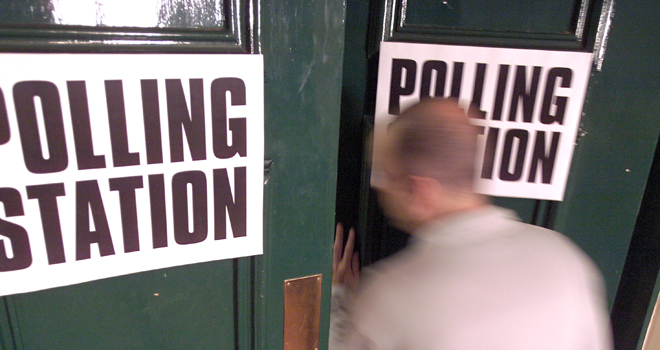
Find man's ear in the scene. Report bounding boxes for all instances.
[406,175,443,220]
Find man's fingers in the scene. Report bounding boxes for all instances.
[333,223,344,267]
[342,228,356,266]
[351,252,360,281]
[333,224,360,288]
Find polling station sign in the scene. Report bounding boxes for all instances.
[0,54,264,296]
[374,42,592,200]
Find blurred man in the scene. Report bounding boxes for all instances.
[330,98,612,350]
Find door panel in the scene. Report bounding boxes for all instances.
[258,2,345,348]
[338,1,660,348]
[0,1,346,349]
[402,0,581,33]
[338,0,601,264]
[0,0,228,28]
[552,0,660,304]
[7,262,236,349]
[0,301,11,350]
[0,0,253,53]
[554,2,660,348]
[0,3,256,348]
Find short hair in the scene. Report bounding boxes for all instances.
[389,98,480,192]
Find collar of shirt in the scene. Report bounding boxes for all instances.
[411,205,522,247]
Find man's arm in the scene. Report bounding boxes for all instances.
[333,223,360,289]
[329,223,360,350]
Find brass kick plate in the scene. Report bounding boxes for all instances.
[283,274,322,350]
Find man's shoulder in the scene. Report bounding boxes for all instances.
[494,213,604,285]
[509,217,593,260]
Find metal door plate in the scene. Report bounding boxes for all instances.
[283,274,322,350]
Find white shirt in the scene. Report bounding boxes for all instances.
[330,206,613,350]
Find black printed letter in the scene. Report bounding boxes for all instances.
[109,176,143,253]
[480,127,500,179]
[420,60,447,99]
[149,174,168,248]
[0,87,10,145]
[13,81,68,173]
[167,79,206,162]
[491,65,510,121]
[499,129,529,181]
[67,81,106,170]
[389,59,417,115]
[26,183,66,264]
[106,80,140,167]
[509,66,541,123]
[172,171,208,245]
[0,188,31,272]
[470,63,488,117]
[450,62,464,98]
[211,78,247,159]
[141,80,164,164]
[528,131,561,184]
[540,68,572,125]
[214,167,247,240]
[76,180,115,260]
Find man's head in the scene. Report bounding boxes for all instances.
[371,97,486,233]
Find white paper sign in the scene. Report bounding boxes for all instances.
[375,42,592,201]
[0,54,264,296]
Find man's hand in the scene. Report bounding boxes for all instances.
[333,223,360,290]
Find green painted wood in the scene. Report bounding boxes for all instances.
[340,0,660,348]
[338,0,590,265]
[0,2,252,348]
[610,133,660,350]
[258,1,346,349]
[0,299,14,350]
[0,1,55,25]
[553,0,660,308]
[337,0,660,349]
[0,0,228,28]
[0,1,347,349]
[8,262,236,350]
[554,2,660,348]
[235,257,256,349]
[0,0,251,53]
[403,0,579,34]
[336,0,370,233]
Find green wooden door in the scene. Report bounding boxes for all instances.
[336,1,660,349]
[0,1,345,349]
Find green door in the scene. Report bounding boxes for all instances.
[336,1,660,349]
[0,1,345,349]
